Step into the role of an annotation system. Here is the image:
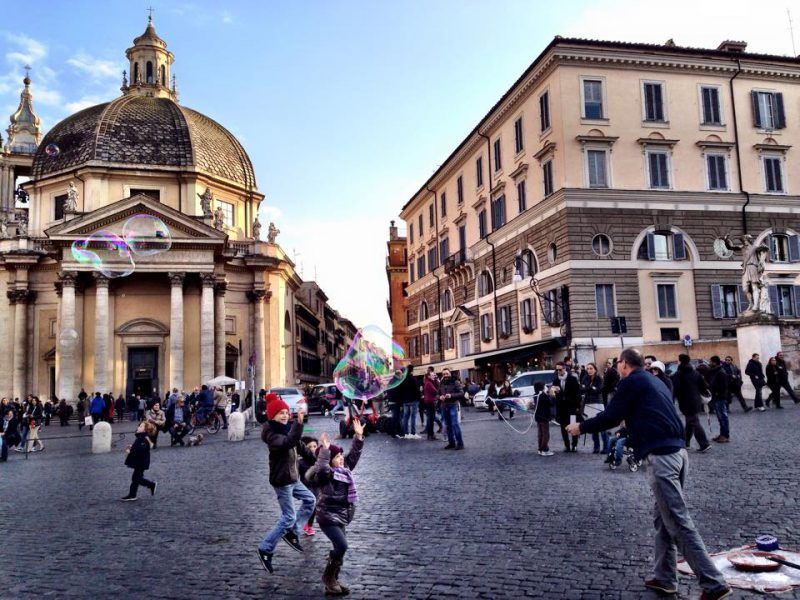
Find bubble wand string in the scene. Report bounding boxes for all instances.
[493,400,535,435]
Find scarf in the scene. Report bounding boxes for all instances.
[332,466,358,503]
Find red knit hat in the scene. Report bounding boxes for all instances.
[266,393,290,420]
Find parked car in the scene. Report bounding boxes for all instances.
[664,358,705,377]
[473,370,555,410]
[267,387,307,415]
[309,383,342,415]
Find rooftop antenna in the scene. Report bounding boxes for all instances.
[790,8,798,56]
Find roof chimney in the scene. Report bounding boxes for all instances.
[717,40,747,53]
[389,220,398,240]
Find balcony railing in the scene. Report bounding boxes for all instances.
[443,248,469,274]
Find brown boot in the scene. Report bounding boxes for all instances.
[322,554,343,596]
[331,555,350,595]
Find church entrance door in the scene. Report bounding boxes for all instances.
[127,347,159,401]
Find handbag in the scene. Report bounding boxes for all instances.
[84,415,94,426]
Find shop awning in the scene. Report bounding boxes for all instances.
[418,337,565,372]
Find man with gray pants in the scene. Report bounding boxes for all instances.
[568,348,730,600]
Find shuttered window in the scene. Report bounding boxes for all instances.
[706,154,728,191]
[595,284,615,318]
[542,160,554,196]
[539,91,550,131]
[514,117,524,154]
[701,86,722,124]
[647,151,670,189]
[656,284,678,319]
[643,82,665,122]
[710,284,741,319]
[763,157,784,193]
[751,91,785,129]
[587,150,608,188]
[583,80,603,119]
[520,298,535,331]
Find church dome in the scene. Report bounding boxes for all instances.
[32,95,256,189]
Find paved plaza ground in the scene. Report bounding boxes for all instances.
[2,402,799,599]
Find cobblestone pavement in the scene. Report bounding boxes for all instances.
[2,401,800,599]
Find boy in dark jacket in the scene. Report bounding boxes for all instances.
[257,393,316,575]
[532,381,553,456]
[1,408,20,461]
[121,421,157,501]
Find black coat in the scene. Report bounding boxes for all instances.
[165,404,190,429]
[708,366,729,402]
[532,391,551,423]
[309,437,364,527]
[1,416,20,447]
[261,420,315,487]
[390,371,418,407]
[745,359,765,386]
[551,374,581,424]
[125,433,151,470]
[766,363,780,388]
[581,374,604,405]
[671,364,707,416]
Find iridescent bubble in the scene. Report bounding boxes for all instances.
[334,325,406,401]
[122,214,172,256]
[45,143,60,157]
[59,328,79,351]
[71,230,135,278]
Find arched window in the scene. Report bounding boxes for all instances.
[146,61,154,84]
[478,270,494,296]
[637,230,688,261]
[441,289,453,312]
[284,311,291,331]
[133,62,140,83]
[419,301,429,321]
[160,65,166,86]
[516,250,537,278]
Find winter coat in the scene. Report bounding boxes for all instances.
[766,363,779,388]
[671,364,707,416]
[213,390,229,409]
[581,374,604,406]
[198,389,214,408]
[422,377,439,405]
[551,373,581,424]
[438,377,464,406]
[532,391,551,423]
[708,366,729,402]
[308,437,364,527]
[165,404,190,429]
[1,416,20,447]
[114,397,125,414]
[89,396,104,415]
[125,432,151,470]
[745,359,765,387]
[775,357,791,384]
[261,420,315,487]
[145,409,166,430]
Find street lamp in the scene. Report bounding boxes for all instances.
[514,255,572,353]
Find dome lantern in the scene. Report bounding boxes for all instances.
[6,66,42,154]
[124,15,176,101]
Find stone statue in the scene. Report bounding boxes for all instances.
[16,217,27,238]
[213,205,224,230]
[724,233,771,315]
[197,187,213,218]
[0,214,8,239]
[267,222,280,243]
[64,181,78,213]
[252,216,262,240]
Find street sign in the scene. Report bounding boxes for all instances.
[683,334,693,347]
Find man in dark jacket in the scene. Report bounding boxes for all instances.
[602,359,620,405]
[722,356,751,412]
[1,408,20,461]
[165,397,192,446]
[196,385,214,424]
[708,356,730,443]
[257,393,316,574]
[745,353,766,411]
[551,362,582,452]
[671,354,711,452]
[568,348,729,600]
[775,351,799,404]
[439,369,464,450]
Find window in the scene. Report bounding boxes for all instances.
[225,316,236,334]
[769,234,791,263]
[54,193,67,221]
[701,86,722,125]
[493,138,502,172]
[711,284,741,319]
[586,149,608,188]
[427,246,438,272]
[422,333,430,355]
[763,156,784,193]
[656,283,678,319]
[130,188,161,201]
[409,262,415,283]
[638,231,687,261]
[542,288,562,324]
[419,301,429,321]
[446,326,454,350]
[642,82,665,122]
[490,195,506,231]
[660,328,680,342]
[547,242,557,264]
[457,176,464,204]
[478,209,487,239]
[592,234,612,257]
[49,318,57,337]
[516,180,527,212]
[517,249,536,278]
[417,255,426,278]
[441,289,453,311]
[480,313,493,341]
[539,91,550,131]
[595,284,615,318]
[458,225,466,256]
[418,214,423,237]
[476,156,484,187]
[770,285,799,317]
[439,237,449,262]
[583,79,604,119]
[514,117,524,154]
[542,160,554,196]
[432,329,440,354]
[751,91,785,129]
[647,151,670,189]
[429,204,434,228]
[146,61,154,84]
[160,64,166,86]
[216,200,234,226]
[520,298,535,331]
[706,154,728,191]
[478,270,493,296]
[440,193,446,218]
[499,306,512,337]
[459,332,471,356]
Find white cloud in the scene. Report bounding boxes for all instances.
[65,95,106,113]
[67,53,122,81]
[32,86,62,106]
[3,32,47,65]
[221,10,233,24]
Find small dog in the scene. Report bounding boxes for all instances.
[187,433,204,446]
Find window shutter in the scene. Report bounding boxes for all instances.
[646,232,656,260]
[555,288,564,323]
[542,296,552,324]
[774,93,786,129]
[738,285,749,313]
[710,284,723,319]
[672,232,686,261]
[767,234,777,262]
[793,286,800,317]
[532,298,538,329]
[768,285,780,315]
[751,91,762,128]
[788,235,800,262]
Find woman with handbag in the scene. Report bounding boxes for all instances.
[581,363,607,454]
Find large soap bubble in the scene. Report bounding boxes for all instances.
[45,143,60,157]
[122,214,172,256]
[71,230,135,278]
[334,325,406,401]
[59,328,79,358]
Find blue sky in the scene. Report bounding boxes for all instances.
[1,1,792,332]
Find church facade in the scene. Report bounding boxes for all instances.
[2,19,302,402]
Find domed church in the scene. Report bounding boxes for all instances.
[2,18,300,402]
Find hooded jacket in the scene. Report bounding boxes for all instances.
[261,419,315,487]
[307,437,364,527]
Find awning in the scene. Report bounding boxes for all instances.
[417,337,565,372]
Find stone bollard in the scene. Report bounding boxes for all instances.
[92,421,112,454]
[228,411,245,442]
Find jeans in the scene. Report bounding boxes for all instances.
[780,380,799,403]
[170,424,189,444]
[1,437,7,461]
[129,410,138,422]
[424,404,437,437]
[390,404,402,436]
[537,421,550,452]
[712,399,729,437]
[319,523,349,559]
[646,450,728,592]
[592,431,610,452]
[403,403,418,435]
[684,414,709,448]
[611,437,627,461]
[443,404,463,447]
[129,468,155,498]
[259,482,316,553]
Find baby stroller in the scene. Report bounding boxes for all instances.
[606,440,641,472]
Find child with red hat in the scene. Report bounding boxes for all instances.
[256,393,317,574]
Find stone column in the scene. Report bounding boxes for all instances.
[93,274,110,393]
[8,289,34,399]
[214,281,227,379]
[248,290,267,391]
[58,273,77,401]
[200,273,215,383]
[169,273,185,392]
[0,166,7,212]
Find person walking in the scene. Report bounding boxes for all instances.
[671,354,711,452]
[722,356,751,412]
[421,369,439,441]
[745,353,766,411]
[774,351,799,404]
[114,394,125,423]
[385,368,406,438]
[765,357,781,408]
[57,399,71,426]
[439,369,464,450]
[43,398,53,426]
[551,362,581,452]
[1,407,20,462]
[402,374,420,439]
[708,356,730,443]
[581,362,607,454]
[89,393,104,430]
[76,397,86,431]
[533,381,553,456]
[567,348,730,600]
[121,421,157,501]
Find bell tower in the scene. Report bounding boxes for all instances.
[123,14,176,100]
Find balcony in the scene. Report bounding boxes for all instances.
[443,248,471,275]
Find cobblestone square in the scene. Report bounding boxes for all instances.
[2,404,799,599]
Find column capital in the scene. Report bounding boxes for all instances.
[168,272,186,286]
[93,273,110,287]
[214,280,227,296]
[58,271,77,286]
[7,289,35,304]
[247,289,269,303]
[54,282,62,297]
[200,272,215,286]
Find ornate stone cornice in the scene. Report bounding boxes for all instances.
[168,272,185,286]
[7,289,35,304]
[246,289,271,303]
[58,271,77,286]
[93,273,109,287]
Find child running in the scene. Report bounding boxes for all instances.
[121,421,157,501]
[257,393,316,574]
[299,435,319,536]
[308,419,364,596]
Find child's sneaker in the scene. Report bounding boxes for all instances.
[281,530,304,553]
[257,549,274,574]
[303,524,315,536]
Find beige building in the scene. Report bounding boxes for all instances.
[2,19,302,401]
[399,37,800,378]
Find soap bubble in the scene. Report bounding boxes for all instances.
[45,143,60,157]
[71,230,135,278]
[492,397,535,413]
[122,214,172,256]
[334,325,406,401]
[58,328,79,357]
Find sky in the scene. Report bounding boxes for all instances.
[1,0,796,332]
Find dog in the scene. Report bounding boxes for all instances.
[187,433,204,446]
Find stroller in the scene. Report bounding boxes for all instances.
[605,436,641,472]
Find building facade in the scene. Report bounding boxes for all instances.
[4,19,303,402]
[399,37,800,379]
[385,220,409,351]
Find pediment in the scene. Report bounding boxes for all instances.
[45,194,227,244]
[448,304,475,325]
